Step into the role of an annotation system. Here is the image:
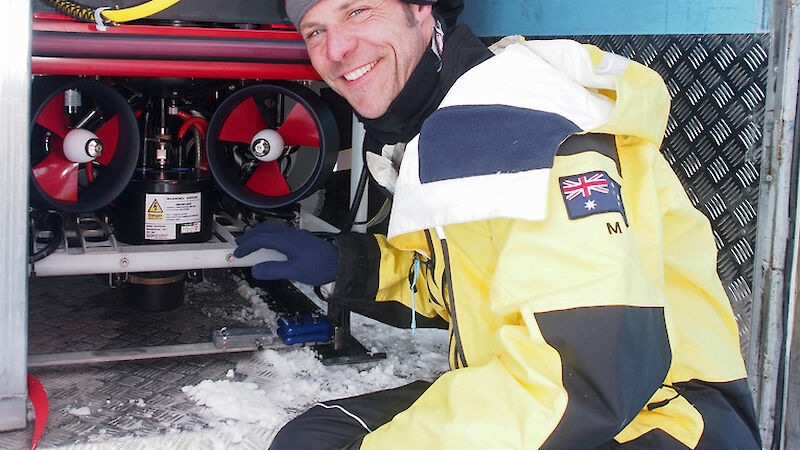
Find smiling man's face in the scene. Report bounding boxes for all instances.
[299,0,434,119]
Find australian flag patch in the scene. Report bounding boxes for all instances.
[559,171,627,225]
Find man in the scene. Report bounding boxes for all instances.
[233,0,761,448]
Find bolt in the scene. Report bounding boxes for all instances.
[119,257,129,267]
[226,253,235,262]
[85,139,103,158]
[263,98,277,108]
[252,138,270,158]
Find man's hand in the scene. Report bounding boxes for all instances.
[233,220,338,286]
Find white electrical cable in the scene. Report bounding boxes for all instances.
[94,6,110,31]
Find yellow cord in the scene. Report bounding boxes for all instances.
[101,0,183,23]
[48,0,96,22]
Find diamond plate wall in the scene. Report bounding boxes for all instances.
[494,34,769,355]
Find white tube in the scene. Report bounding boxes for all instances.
[350,118,368,233]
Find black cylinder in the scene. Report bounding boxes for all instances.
[125,271,186,312]
[114,169,214,244]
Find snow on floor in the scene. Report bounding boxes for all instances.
[58,276,450,449]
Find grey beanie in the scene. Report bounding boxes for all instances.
[285,0,438,29]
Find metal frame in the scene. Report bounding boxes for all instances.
[776,2,800,446]
[782,140,800,447]
[31,15,319,80]
[0,0,31,432]
[29,215,284,277]
[27,339,274,368]
[32,14,298,38]
[26,209,338,278]
[32,57,320,80]
[748,0,800,447]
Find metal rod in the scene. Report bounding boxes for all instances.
[27,341,282,368]
[74,105,101,129]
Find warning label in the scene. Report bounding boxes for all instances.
[144,192,202,240]
[148,199,163,213]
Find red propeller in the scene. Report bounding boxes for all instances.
[34,93,69,138]
[32,93,78,202]
[32,148,78,202]
[218,96,322,197]
[246,162,291,196]
[32,91,122,203]
[277,102,320,147]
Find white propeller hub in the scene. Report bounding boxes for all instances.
[250,129,285,162]
[63,128,103,163]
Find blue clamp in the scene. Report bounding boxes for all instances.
[277,314,331,345]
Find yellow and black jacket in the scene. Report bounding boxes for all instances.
[330,33,760,449]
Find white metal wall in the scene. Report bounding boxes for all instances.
[0,0,31,432]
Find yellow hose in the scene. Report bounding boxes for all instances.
[47,0,184,24]
[101,0,183,23]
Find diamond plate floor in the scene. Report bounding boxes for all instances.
[0,270,278,449]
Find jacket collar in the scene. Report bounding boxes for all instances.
[359,24,492,146]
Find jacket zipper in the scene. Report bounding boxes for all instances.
[423,229,442,307]
[436,227,468,369]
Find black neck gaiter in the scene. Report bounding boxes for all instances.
[358,24,493,145]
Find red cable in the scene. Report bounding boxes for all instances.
[178,117,207,139]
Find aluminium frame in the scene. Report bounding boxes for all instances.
[0,0,32,432]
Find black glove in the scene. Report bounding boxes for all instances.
[233,220,338,286]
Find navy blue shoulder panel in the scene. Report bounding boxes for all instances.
[535,305,671,449]
[673,379,761,449]
[417,104,581,183]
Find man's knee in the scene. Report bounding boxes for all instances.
[269,382,431,449]
[269,404,367,450]
[269,412,311,450]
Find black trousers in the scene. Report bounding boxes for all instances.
[269,380,431,450]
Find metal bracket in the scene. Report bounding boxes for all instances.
[28,327,282,367]
[315,304,386,366]
[212,327,273,350]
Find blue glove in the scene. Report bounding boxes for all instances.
[233,220,338,286]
